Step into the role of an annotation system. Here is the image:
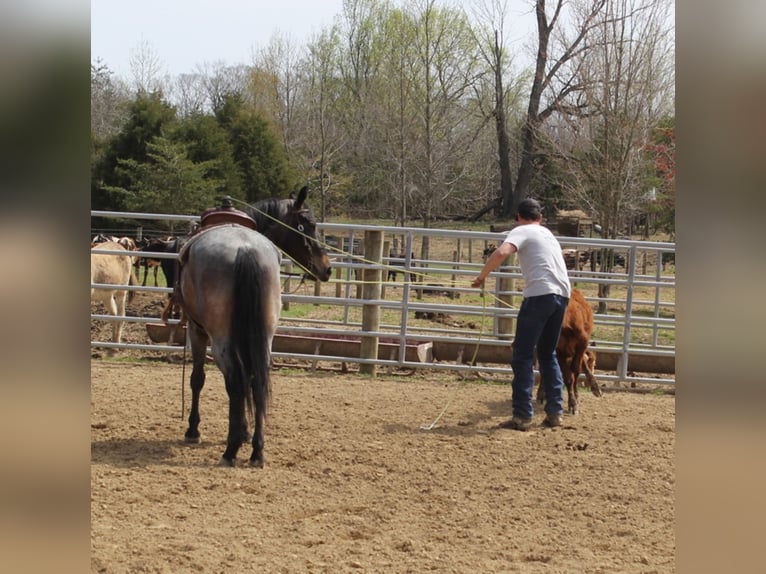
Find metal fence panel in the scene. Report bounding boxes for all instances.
[91,210,675,385]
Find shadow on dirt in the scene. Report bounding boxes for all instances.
[91,437,213,468]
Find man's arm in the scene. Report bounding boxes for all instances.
[471,241,516,287]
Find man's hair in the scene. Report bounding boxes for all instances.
[517,198,543,220]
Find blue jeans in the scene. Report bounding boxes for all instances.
[510,294,569,419]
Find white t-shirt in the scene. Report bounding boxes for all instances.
[503,223,571,298]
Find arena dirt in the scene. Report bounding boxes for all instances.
[91,356,674,573]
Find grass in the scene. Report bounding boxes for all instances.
[135,266,168,288]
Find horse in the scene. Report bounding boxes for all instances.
[177,186,332,467]
[90,241,138,350]
[135,236,182,288]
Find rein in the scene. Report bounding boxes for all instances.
[282,273,307,294]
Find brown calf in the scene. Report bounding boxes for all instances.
[537,288,602,414]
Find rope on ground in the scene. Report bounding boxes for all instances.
[420,285,491,430]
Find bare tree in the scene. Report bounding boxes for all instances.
[129,38,166,94]
[170,72,209,117]
[468,0,530,218]
[251,32,304,162]
[91,59,130,140]
[498,0,607,217]
[407,1,485,223]
[300,29,347,221]
[554,0,673,233]
[197,61,250,113]
[548,0,674,310]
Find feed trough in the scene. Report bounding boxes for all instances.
[146,322,187,345]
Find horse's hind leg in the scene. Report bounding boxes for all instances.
[184,323,209,444]
[249,406,265,468]
[221,384,246,467]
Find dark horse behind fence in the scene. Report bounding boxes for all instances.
[177,186,331,467]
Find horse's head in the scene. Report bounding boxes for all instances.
[270,186,332,282]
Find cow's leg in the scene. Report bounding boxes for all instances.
[113,290,127,345]
[583,351,601,397]
[559,357,577,415]
[568,341,589,414]
[104,293,118,341]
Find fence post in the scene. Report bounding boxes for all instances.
[496,253,515,340]
[313,273,321,304]
[450,247,459,299]
[359,230,383,376]
[282,261,292,311]
[381,239,390,300]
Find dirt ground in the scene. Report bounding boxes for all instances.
[92,362,675,573]
[91,291,675,573]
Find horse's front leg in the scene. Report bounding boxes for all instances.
[184,323,209,443]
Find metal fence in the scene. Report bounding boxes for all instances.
[91,210,676,385]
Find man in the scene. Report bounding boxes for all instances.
[471,198,571,430]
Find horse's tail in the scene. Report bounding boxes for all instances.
[230,247,271,420]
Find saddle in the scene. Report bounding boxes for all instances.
[162,197,258,327]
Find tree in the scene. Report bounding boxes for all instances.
[105,135,222,228]
[300,28,348,221]
[172,112,243,200]
[170,72,209,117]
[643,115,675,237]
[198,61,251,113]
[546,0,674,311]
[252,32,305,163]
[91,59,130,141]
[500,0,607,217]
[216,94,296,202]
[129,39,166,95]
[469,0,530,219]
[92,91,178,212]
[553,0,674,236]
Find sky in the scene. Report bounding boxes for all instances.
[91,0,348,79]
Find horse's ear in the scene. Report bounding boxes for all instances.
[293,185,308,210]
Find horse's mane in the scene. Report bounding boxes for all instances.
[243,198,292,234]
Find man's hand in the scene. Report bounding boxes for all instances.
[471,277,484,289]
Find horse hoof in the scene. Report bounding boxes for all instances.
[184,434,201,444]
[218,457,235,467]
[249,458,264,468]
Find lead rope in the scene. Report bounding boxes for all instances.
[283,273,307,294]
[180,337,187,420]
[420,284,490,430]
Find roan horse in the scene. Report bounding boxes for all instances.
[177,186,332,467]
